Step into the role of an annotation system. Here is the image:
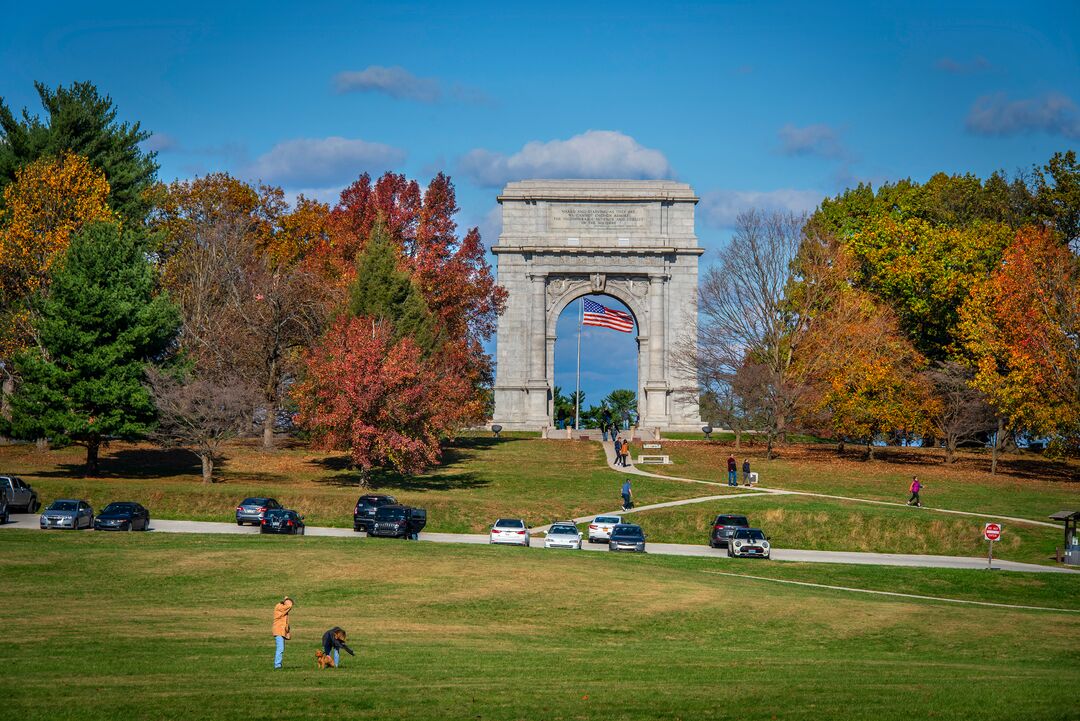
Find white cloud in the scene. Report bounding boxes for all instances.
[965,92,1080,139]
[699,189,825,229]
[245,136,406,187]
[142,132,178,153]
[476,204,503,246]
[778,123,847,159]
[935,56,991,74]
[333,65,441,102]
[459,130,674,188]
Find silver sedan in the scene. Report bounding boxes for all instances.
[544,523,582,550]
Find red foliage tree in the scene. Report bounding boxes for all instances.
[294,315,471,477]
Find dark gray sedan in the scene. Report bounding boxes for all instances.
[40,499,94,530]
[235,497,282,526]
[94,502,150,531]
[608,523,646,553]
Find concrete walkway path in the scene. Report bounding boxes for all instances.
[5,514,1073,574]
[602,441,1059,529]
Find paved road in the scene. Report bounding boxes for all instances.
[5,514,1073,574]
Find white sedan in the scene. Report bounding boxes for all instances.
[587,515,622,543]
[489,518,530,546]
[544,522,582,550]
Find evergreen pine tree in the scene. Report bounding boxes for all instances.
[0,81,158,224]
[348,219,441,353]
[10,222,180,475]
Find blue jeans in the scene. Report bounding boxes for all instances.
[602,430,609,441]
[274,635,285,668]
[728,471,737,486]
[333,648,340,666]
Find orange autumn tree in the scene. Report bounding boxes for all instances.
[0,151,113,423]
[960,226,1080,456]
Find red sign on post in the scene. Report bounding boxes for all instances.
[984,523,1002,541]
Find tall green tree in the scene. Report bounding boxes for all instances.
[603,389,638,429]
[9,222,179,474]
[0,81,158,224]
[348,219,440,353]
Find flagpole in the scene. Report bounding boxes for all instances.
[574,298,582,431]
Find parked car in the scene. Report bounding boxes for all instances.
[353,494,398,533]
[587,514,622,543]
[727,528,772,559]
[260,508,305,535]
[0,475,39,513]
[235,497,282,526]
[608,523,646,553]
[0,485,9,525]
[369,504,426,539]
[94,502,150,531]
[709,514,750,548]
[544,522,582,550]
[489,518,530,546]
[40,499,94,530]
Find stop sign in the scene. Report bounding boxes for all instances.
[984,523,1002,541]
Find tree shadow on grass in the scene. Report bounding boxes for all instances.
[45,447,207,480]
[305,436,526,492]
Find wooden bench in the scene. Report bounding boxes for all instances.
[636,454,671,465]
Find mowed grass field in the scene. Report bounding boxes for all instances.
[0,435,718,533]
[650,441,1080,521]
[2,531,1079,721]
[623,495,1061,565]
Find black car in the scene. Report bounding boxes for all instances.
[709,514,750,548]
[260,509,305,535]
[369,504,426,539]
[608,523,646,552]
[353,494,398,533]
[94,502,150,531]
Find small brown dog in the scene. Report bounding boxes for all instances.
[315,650,336,669]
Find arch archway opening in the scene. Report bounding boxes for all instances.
[551,293,640,431]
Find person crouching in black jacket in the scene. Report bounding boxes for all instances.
[322,627,355,667]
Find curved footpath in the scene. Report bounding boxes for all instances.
[602,441,1060,529]
[3,513,1073,574]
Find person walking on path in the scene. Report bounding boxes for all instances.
[614,437,625,467]
[621,478,633,511]
[621,438,632,467]
[727,454,738,486]
[272,596,294,669]
[742,458,751,486]
[907,476,923,507]
[321,627,355,668]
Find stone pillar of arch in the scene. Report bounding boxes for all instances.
[490,180,703,433]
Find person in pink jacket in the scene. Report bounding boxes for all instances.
[907,477,922,507]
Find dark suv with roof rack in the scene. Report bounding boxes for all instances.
[353,494,398,533]
[369,504,427,539]
[709,514,750,548]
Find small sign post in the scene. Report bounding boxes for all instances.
[984,523,1002,567]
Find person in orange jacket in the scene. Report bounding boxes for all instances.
[272,596,294,668]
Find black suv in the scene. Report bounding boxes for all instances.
[709,514,750,548]
[353,494,398,533]
[369,504,427,539]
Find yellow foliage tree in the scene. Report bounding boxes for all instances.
[0,151,114,359]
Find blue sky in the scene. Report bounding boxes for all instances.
[4,1,1078,404]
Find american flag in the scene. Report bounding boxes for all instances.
[582,298,634,333]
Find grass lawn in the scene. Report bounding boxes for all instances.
[620,494,1062,565]
[650,441,1080,521]
[0,436,713,533]
[2,531,1079,721]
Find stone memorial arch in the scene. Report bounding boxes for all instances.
[490,180,703,431]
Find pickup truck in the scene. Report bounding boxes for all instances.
[368,504,427,540]
[0,476,39,513]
